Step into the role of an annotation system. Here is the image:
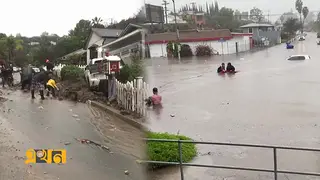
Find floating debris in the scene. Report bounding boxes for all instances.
[38,106,44,109]
[64,142,71,146]
[124,170,129,175]
[170,114,175,117]
[75,138,111,152]
[72,114,78,118]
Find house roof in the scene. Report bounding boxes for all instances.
[240,23,274,28]
[84,28,123,49]
[92,28,122,38]
[146,29,232,44]
[119,24,142,37]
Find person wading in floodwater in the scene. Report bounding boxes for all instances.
[226,62,236,72]
[217,63,226,73]
[146,87,162,108]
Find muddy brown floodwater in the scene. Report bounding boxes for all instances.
[146,33,320,180]
[0,88,146,180]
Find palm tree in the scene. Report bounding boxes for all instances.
[91,17,104,28]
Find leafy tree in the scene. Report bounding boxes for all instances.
[295,0,303,31]
[5,36,23,61]
[215,7,236,29]
[250,7,264,22]
[69,19,92,45]
[283,18,300,37]
[0,33,6,39]
[302,6,309,25]
[214,1,219,13]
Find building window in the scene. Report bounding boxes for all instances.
[249,28,253,33]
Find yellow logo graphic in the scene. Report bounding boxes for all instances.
[25,149,66,164]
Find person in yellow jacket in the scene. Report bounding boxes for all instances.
[46,74,59,97]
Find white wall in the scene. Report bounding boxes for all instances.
[148,36,251,58]
[149,44,167,57]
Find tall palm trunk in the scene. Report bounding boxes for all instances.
[299,14,303,33]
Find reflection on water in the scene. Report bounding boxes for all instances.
[146,33,320,180]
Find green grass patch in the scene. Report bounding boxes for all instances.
[146,132,197,169]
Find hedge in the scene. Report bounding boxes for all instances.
[146,132,197,169]
[195,45,213,56]
[180,44,193,57]
[60,65,84,81]
[167,42,193,58]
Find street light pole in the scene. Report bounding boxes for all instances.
[172,0,181,60]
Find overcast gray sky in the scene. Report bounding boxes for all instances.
[1,0,318,37]
[0,0,143,37]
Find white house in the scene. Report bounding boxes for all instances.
[145,29,253,57]
[84,28,122,65]
[240,23,281,45]
[100,24,147,64]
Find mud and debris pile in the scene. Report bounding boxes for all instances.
[57,80,107,103]
[0,90,7,103]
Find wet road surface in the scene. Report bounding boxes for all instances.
[146,33,320,180]
[0,89,146,180]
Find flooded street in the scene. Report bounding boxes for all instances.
[147,33,320,180]
[0,89,146,180]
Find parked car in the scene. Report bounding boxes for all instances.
[287,55,310,61]
[84,55,122,90]
[298,35,305,41]
[317,32,320,38]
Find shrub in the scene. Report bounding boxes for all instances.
[60,65,84,81]
[166,41,180,58]
[180,44,193,57]
[115,54,145,83]
[146,132,197,169]
[195,45,213,56]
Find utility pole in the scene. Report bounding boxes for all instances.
[162,0,169,24]
[267,10,270,22]
[172,0,180,60]
[190,2,196,12]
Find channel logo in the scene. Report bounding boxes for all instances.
[25,149,66,164]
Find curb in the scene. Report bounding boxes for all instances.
[90,101,148,131]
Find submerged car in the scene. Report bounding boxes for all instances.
[287,55,310,61]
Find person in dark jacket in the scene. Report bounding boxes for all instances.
[226,62,236,72]
[21,65,34,90]
[1,64,13,87]
[45,59,54,71]
[31,71,49,99]
[217,63,226,73]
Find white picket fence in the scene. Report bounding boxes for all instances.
[42,64,86,78]
[116,77,150,117]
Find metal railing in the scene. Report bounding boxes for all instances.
[142,139,320,180]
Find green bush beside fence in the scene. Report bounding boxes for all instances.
[60,65,84,81]
[146,132,197,169]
